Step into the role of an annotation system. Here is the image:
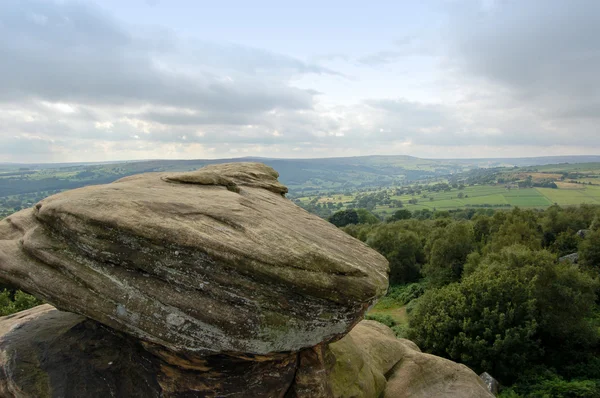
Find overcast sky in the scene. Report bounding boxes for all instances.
[1,0,599,162]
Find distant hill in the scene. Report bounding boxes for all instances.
[1,155,599,199]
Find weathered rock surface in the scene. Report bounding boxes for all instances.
[0,163,388,356]
[327,321,494,398]
[479,372,499,396]
[559,252,579,264]
[0,307,494,398]
[0,305,297,398]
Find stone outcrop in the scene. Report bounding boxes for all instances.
[0,163,388,356]
[559,252,579,264]
[327,321,493,398]
[0,162,492,397]
[479,372,500,396]
[0,305,297,398]
[0,306,493,398]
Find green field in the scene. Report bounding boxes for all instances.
[396,186,600,211]
[314,183,600,219]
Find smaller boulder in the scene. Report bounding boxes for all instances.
[559,252,579,264]
[327,320,494,398]
[479,372,499,396]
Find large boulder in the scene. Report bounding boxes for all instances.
[327,321,494,398]
[0,163,388,356]
[0,306,495,398]
[0,305,297,398]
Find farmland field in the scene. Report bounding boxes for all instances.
[3,156,600,219]
[301,183,600,220]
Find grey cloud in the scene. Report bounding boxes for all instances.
[138,110,257,126]
[361,97,600,148]
[0,0,332,116]
[449,0,600,119]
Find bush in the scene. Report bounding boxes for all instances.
[364,313,396,328]
[391,324,409,338]
[367,227,425,284]
[409,245,599,383]
[356,208,381,224]
[329,209,359,227]
[387,283,425,305]
[506,370,600,398]
[423,221,475,286]
[579,228,600,269]
[0,289,42,316]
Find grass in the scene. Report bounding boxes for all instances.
[367,305,408,325]
[539,187,600,205]
[307,183,600,218]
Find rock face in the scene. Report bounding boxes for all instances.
[0,163,388,356]
[0,306,493,398]
[327,321,494,398]
[0,305,297,398]
[559,252,579,264]
[479,372,500,396]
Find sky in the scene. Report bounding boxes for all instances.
[1,0,599,163]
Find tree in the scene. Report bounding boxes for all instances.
[388,209,412,222]
[409,245,599,383]
[367,227,424,283]
[579,228,600,269]
[551,230,581,257]
[356,208,380,224]
[328,209,359,227]
[423,222,475,286]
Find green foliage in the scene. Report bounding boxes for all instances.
[364,312,408,338]
[423,222,475,286]
[342,204,600,394]
[504,369,600,398]
[329,209,359,227]
[364,313,396,328]
[0,289,42,316]
[391,323,409,338]
[528,378,600,398]
[579,228,600,269]
[367,228,424,283]
[375,283,426,309]
[388,209,412,222]
[355,208,381,224]
[551,230,582,257]
[409,245,599,383]
[389,283,425,305]
[484,209,543,253]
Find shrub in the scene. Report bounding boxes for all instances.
[409,245,599,383]
[367,228,425,284]
[364,313,396,328]
[0,289,42,316]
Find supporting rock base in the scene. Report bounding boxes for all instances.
[0,306,493,398]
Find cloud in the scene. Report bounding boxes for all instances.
[357,36,433,66]
[0,0,599,163]
[449,0,600,120]
[0,0,335,114]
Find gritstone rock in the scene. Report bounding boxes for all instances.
[0,307,494,398]
[0,163,389,356]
